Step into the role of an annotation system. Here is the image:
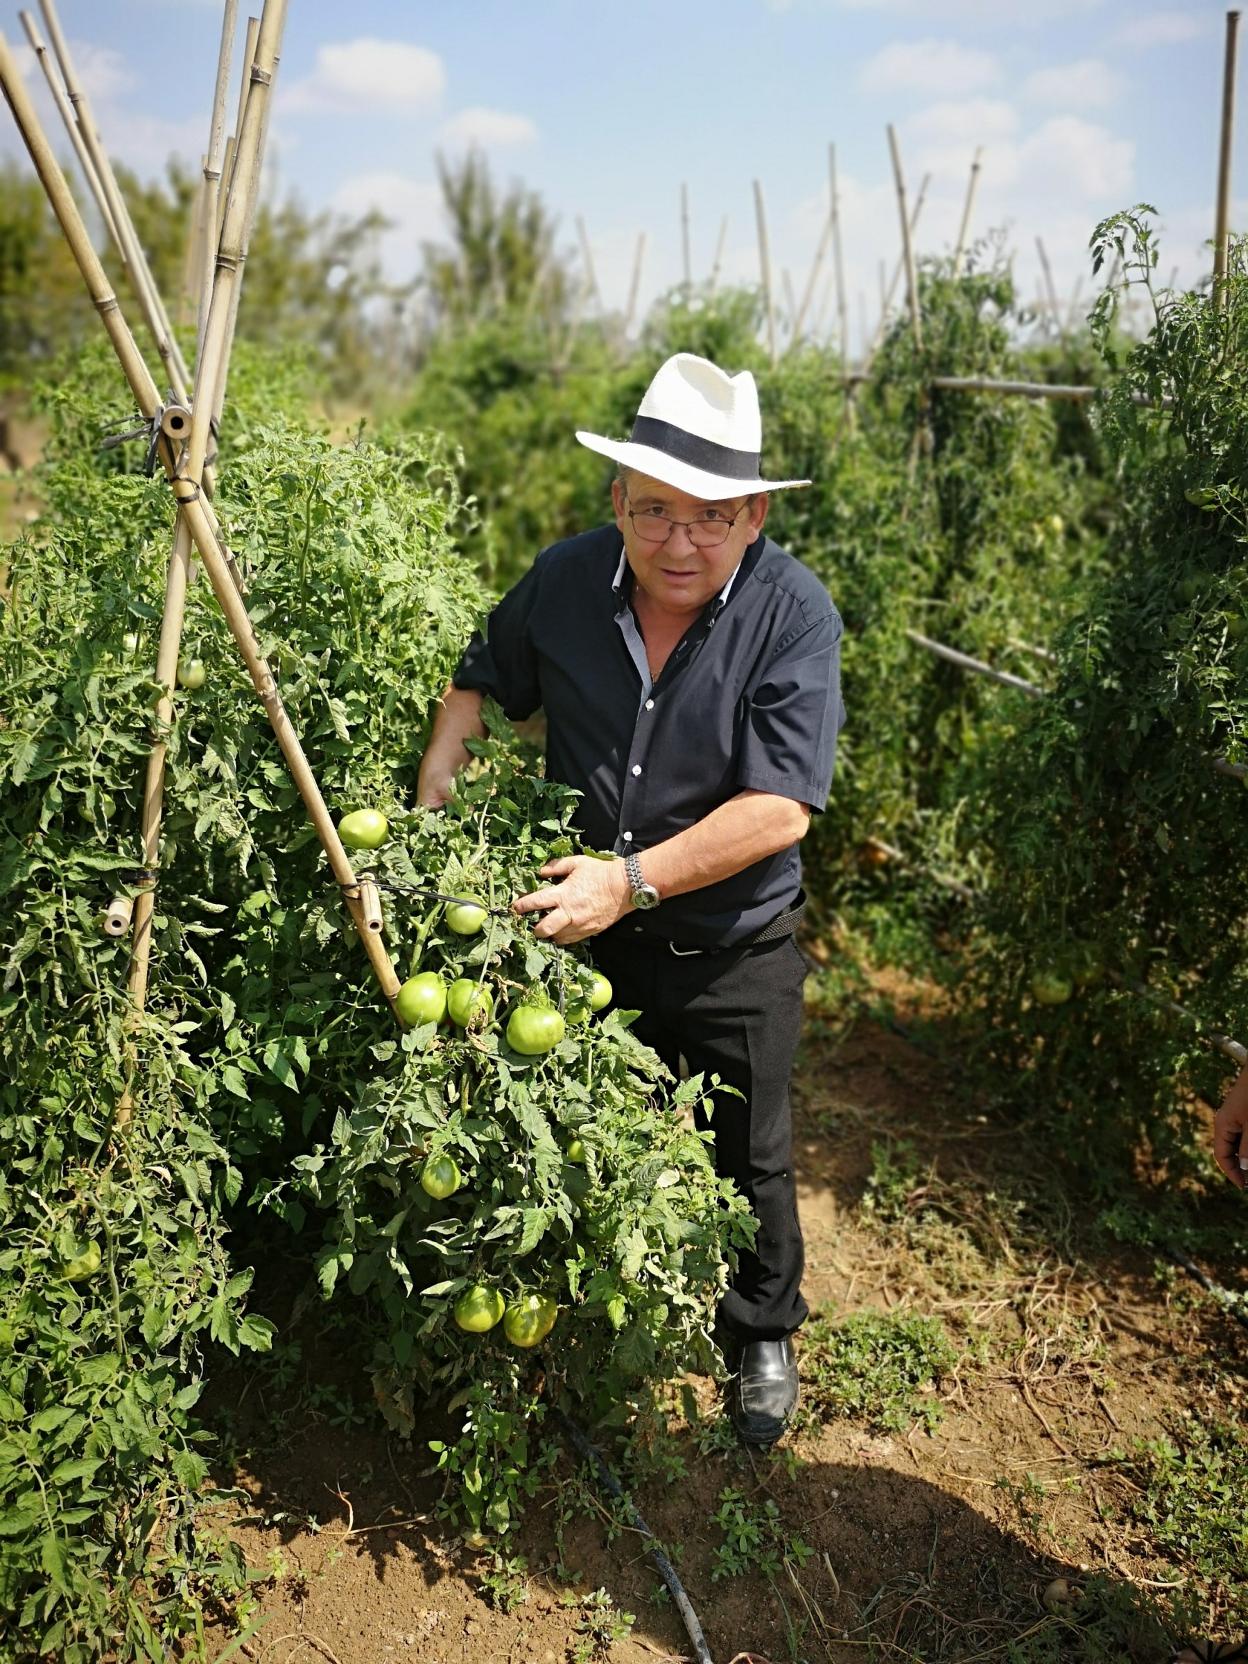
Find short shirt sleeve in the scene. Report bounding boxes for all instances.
[451,553,547,720]
[735,610,845,810]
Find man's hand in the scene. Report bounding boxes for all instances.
[416,684,487,811]
[1213,1063,1248,1189]
[512,855,632,945]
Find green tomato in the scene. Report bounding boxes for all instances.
[565,1000,590,1025]
[1046,514,1064,536]
[1070,946,1104,989]
[587,971,612,1012]
[121,631,139,654]
[502,1292,558,1349]
[447,978,494,1028]
[1226,614,1248,641]
[1030,970,1073,1007]
[444,900,488,935]
[396,972,448,1027]
[453,1284,505,1333]
[420,1154,462,1200]
[61,1240,102,1282]
[567,1138,587,1165]
[338,808,389,850]
[177,657,206,690]
[506,1004,566,1055]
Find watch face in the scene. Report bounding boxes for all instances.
[633,884,661,910]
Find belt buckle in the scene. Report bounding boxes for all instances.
[668,941,705,957]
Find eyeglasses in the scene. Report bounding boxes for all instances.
[624,497,751,549]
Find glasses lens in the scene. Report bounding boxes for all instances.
[632,512,673,542]
[689,519,731,547]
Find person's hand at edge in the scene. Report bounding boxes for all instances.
[1213,1061,1248,1189]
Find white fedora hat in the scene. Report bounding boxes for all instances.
[575,352,810,499]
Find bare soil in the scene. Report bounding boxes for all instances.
[202,969,1248,1664]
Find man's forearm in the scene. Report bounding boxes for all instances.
[417,683,487,807]
[638,790,810,901]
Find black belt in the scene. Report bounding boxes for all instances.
[617,895,806,957]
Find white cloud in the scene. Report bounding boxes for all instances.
[1115,10,1209,48]
[437,107,537,149]
[329,170,443,281]
[860,39,999,97]
[1017,116,1134,200]
[1022,58,1124,109]
[282,39,445,116]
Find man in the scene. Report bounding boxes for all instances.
[417,352,845,1445]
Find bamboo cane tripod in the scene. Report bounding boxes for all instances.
[0,17,404,1055]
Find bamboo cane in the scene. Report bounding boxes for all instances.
[829,144,848,367]
[708,214,728,295]
[17,10,121,251]
[622,230,645,338]
[102,896,134,937]
[575,214,601,312]
[197,0,238,370]
[37,0,191,401]
[212,12,282,437]
[180,159,207,329]
[781,267,796,331]
[680,181,691,291]
[224,15,259,211]
[216,134,236,244]
[887,124,922,354]
[859,173,931,374]
[753,179,776,366]
[0,27,403,1020]
[1035,235,1068,350]
[1064,275,1085,336]
[791,189,833,349]
[904,630,1046,696]
[1213,10,1241,307]
[952,146,982,277]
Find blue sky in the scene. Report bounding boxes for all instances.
[6,1,1234,354]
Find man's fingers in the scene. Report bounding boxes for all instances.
[540,857,576,878]
[512,885,563,915]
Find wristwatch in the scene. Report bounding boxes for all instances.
[624,851,660,910]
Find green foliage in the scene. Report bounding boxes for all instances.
[709,1485,813,1581]
[799,1306,958,1435]
[1133,1416,1248,1631]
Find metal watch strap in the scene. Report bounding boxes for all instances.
[624,851,644,892]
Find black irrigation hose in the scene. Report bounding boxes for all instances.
[555,1407,715,1664]
[1164,1243,1248,1336]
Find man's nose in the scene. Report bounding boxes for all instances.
[663,521,698,552]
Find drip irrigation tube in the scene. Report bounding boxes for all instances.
[1165,1245,1248,1337]
[555,1407,714,1664]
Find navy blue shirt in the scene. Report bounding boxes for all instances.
[453,524,845,948]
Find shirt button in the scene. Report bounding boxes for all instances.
[623,831,633,842]
[631,764,642,776]
[633,924,643,933]
[645,699,654,710]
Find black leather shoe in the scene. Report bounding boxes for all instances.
[727,1337,799,1447]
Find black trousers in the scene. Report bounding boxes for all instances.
[589,928,809,1343]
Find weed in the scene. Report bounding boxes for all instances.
[478,1550,529,1614]
[993,1471,1052,1539]
[861,1139,927,1225]
[709,1486,814,1582]
[799,1306,958,1434]
[1132,1415,1248,1631]
[561,1587,635,1662]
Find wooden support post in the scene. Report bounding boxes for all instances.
[1213,9,1241,306]
[0,20,403,1024]
[829,143,849,366]
[1035,235,1068,350]
[753,179,776,366]
[952,146,982,277]
[708,213,728,295]
[680,181,691,291]
[887,124,922,354]
[197,0,238,370]
[792,196,832,348]
[37,0,191,401]
[17,10,120,250]
[622,230,645,339]
[575,214,601,312]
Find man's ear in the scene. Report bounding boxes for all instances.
[611,477,628,523]
[749,492,771,536]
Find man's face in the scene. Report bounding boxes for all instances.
[611,471,769,616]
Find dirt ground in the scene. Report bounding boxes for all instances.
[202,968,1248,1664]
